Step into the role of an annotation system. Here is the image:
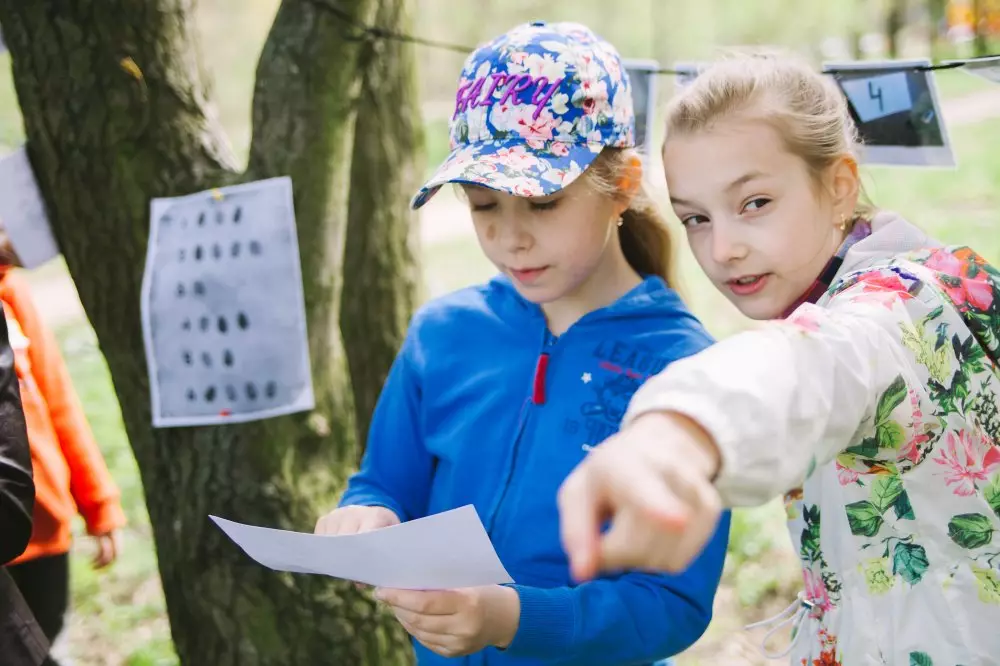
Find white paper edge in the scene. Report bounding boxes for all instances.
[141,176,316,429]
[0,146,60,269]
[822,58,958,170]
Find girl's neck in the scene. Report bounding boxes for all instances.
[541,247,642,336]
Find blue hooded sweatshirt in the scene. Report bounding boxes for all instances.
[340,274,731,666]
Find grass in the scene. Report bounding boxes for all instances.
[54,325,174,666]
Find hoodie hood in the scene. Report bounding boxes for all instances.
[838,210,942,278]
[484,272,698,333]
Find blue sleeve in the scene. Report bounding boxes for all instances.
[338,326,434,522]
[503,511,730,664]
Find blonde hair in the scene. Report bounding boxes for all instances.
[664,52,874,222]
[585,147,679,288]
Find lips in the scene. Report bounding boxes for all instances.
[725,273,770,296]
[509,266,548,285]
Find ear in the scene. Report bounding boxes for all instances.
[615,155,643,215]
[826,153,861,225]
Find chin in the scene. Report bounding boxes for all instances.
[723,294,789,321]
[511,284,562,305]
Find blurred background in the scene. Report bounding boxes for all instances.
[1,1,999,664]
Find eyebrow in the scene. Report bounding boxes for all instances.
[669,171,768,207]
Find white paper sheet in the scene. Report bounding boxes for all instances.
[211,505,514,590]
[0,147,60,269]
[141,177,315,427]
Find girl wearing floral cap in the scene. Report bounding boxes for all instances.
[559,53,1000,666]
[315,21,730,665]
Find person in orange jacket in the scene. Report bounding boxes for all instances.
[0,230,125,666]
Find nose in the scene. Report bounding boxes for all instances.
[495,212,533,254]
[709,223,748,265]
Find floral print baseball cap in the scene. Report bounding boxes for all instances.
[410,21,636,209]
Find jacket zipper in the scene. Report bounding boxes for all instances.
[486,329,557,536]
[483,287,644,540]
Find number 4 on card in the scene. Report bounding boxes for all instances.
[840,72,913,123]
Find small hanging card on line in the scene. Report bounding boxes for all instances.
[823,59,956,168]
[141,177,315,428]
[943,55,1000,85]
[623,59,660,155]
[672,61,706,90]
[0,146,60,269]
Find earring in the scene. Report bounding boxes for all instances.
[616,216,624,228]
[837,213,848,231]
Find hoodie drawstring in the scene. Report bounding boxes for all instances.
[744,593,816,660]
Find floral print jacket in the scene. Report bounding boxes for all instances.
[626,213,1000,665]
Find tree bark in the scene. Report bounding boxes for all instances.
[0,0,413,663]
[340,0,424,453]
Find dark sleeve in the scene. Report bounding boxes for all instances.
[0,309,33,565]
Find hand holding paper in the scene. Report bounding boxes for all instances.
[212,505,513,590]
[376,585,520,658]
[314,504,400,536]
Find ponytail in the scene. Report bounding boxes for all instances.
[585,148,679,289]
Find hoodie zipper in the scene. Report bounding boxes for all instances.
[485,328,557,536]
[484,278,664,539]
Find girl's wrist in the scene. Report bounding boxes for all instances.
[487,584,521,650]
[634,410,722,481]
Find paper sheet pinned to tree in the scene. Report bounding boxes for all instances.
[141,176,315,427]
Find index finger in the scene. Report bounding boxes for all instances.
[558,464,605,583]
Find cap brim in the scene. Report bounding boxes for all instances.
[410,140,604,210]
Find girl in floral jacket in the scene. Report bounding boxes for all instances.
[558,53,1000,665]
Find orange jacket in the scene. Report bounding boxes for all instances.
[0,269,126,564]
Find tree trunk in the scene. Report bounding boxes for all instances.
[341,0,424,453]
[0,0,413,663]
[886,0,907,58]
[973,0,990,55]
[927,0,948,58]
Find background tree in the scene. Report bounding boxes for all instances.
[0,0,419,663]
[973,0,991,55]
[341,0,424,451]
[886,0,909,57]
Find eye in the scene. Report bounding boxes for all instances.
[469,202,496,212]
[679,214,709,228]
[529,199,559,212]
[742,197,771,213]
